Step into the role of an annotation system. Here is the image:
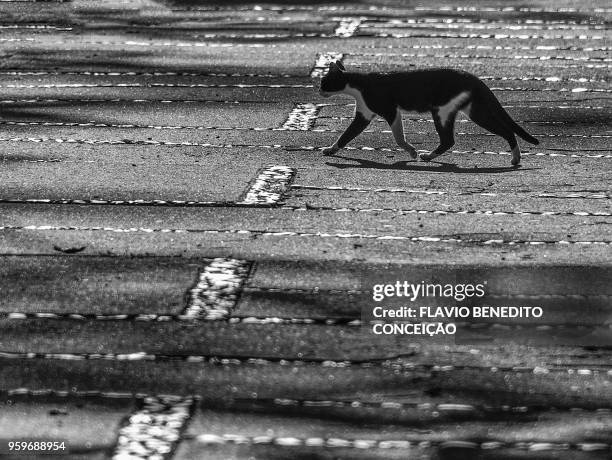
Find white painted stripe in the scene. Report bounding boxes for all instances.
[2,224,611,246]
[334,18,362,37]
[113,396,194,460]
[310,52,344,78]
[281,103,321,130]
[183,258,251,320]
[238,166,295,205]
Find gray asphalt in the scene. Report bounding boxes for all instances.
[0,0,611,458]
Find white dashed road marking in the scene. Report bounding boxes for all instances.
[182,258,251,320]
[238,166,296,205]
[281,103,322,130]
[334,18,363,37]
[112,396,194,460]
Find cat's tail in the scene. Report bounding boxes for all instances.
[503,113,540,145]
[478,82,540,145]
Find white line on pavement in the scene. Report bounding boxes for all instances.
[281,103,322,130]
[112,396,194,460]
[334,18,362,37]
[182,258,251,320]
[238,166,296,205]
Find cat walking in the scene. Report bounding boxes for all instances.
[318,61,539,166]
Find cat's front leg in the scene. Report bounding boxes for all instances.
[322,112,372,155]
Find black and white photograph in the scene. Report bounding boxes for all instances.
[0,0,610,458]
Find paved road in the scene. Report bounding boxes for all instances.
[0,0,610,459]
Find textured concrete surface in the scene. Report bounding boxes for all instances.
[0,0,610,458]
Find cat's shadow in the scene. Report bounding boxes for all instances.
[325,153,539,174]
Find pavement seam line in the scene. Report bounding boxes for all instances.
[3,225,612,246]
[0,83,314,89]
[357,32,606,40]
[0,199,609,217]
[0,352,610,374]
[349,54,610,64]
[4,312,610,330]
[112,395,194,460]
[290,185,611,200]
[3,389,611,413]
[0,120,609,138]
[279,206,612,217]
[2,82,607,93]
[0,99,606,110]
[357,22,608,32]
[0,138,608,158]
[193,435,612,451]
[3,40,609,50]
[182,258,251,320]
[163,5,612,13]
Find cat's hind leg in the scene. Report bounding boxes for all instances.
[388,108,417,159]
[419,109,457,162]
[465,103,521,165]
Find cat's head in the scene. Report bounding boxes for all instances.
[319,61,346,97]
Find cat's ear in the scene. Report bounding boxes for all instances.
[335,60,345,71]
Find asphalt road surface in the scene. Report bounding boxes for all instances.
[0,0,611,459]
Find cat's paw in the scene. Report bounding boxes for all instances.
[419,152,434,162]
[321,145,339,156]
[405,147,418,159]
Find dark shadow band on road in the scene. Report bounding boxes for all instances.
[324,154,539,173]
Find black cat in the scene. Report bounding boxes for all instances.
[318,61,539,165]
